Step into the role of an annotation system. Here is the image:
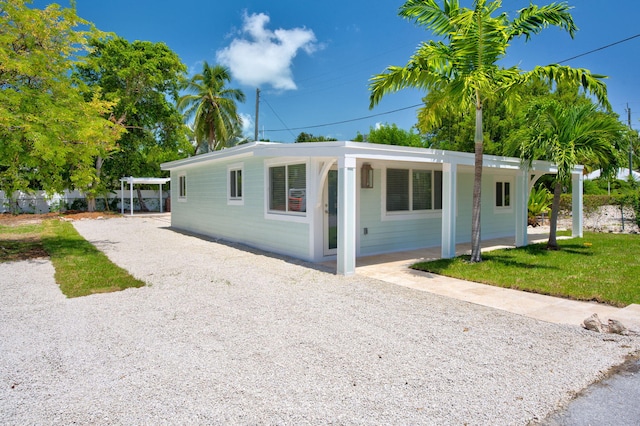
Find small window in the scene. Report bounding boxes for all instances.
[269,163,306,214]
[496,181,511,207]
[229,166,243,202]
[178,174,187,200]
[386,168,442,213]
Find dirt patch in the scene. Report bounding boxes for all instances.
[0,211,121,227]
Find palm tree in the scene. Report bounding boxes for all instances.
[518,100,623,249]
[369,0,609,262]
[178,62,246,153]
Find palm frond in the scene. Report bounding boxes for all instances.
[509,2,577,40]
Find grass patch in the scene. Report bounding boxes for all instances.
[412,232,640,307]
[0,223,48,262]
[1,219,145,297]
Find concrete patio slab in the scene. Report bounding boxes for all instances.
[352,230,640,333]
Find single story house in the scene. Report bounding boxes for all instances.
[160,141,584,275]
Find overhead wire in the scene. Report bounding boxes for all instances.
[262,33,640,134]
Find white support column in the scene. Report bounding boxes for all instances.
[441,162,457,259]
[515,168,528,247]
[336,156,357,275]
[120,179,124,215]
[129,179,134,216]
[159,183,163,213]
[572,172,583,238]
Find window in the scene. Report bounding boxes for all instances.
[228,165,243,204]
[269,163,306,213]
[386,168,442,212]
[178,174,187,200]
[496,181,511,208]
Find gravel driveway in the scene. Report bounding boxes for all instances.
[1,216,638,425]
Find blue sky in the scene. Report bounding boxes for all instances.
[33,0,640,142]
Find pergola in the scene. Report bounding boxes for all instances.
[119,176,171,216]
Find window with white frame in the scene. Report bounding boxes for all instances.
[495,180,511,208]
[386,168,443,212]
[268,163,306,214]
[228,165,243,204]
[178,173,187,200]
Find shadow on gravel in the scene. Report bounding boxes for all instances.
[163,226,336,274]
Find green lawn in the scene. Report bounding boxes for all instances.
[1,219,144,297]
[412,232,640,307]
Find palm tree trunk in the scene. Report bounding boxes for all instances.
[470,102,483,263]
[547,181,562,250]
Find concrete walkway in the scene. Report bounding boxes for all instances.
[353,230,640,332]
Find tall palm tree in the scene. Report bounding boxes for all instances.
[518,100,623,249]
[369,0,609,262]
[178,62,246,153]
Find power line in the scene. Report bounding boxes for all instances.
[262,97,297,139]
[557,33,640,64]
[264,104,423,133]
[264,33,640,133]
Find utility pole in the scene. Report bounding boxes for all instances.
[254,88,260,142]
[626,103,634,175]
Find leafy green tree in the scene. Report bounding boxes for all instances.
[528,186,553,226]
[0,0,122,208]
[75,36,190,210]
[369,0,609,262]
[425,78,552,154]
[364,123,425,147]
[178,62,245,153]
[295,132,338,142]
[517,100,624,248]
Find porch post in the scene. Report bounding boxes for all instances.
[572,171,583,238]
[337,156,357,275]
[129,178,134,216]
[515,168,528,247]
[159,183,163,213]
[120,179,124,215]
[441,162,457,259]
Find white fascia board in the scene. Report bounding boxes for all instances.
[160,142,268,170]
[119,177,171,184]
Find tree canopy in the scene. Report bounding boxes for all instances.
[0,0,123,200]
[356,124,425,147]
[295,132,338,142]
[75,36,191,188]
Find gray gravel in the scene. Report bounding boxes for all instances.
[1,216,639,425]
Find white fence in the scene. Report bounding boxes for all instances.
[0,190,170,214]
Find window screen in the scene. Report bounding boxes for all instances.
[386,169,409,211]
[269,164,306,213]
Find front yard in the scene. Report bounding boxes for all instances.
[412,232,640,307]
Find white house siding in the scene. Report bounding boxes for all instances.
[169,156,312,261]
[357,165,518,257]
[358,165,443,257]
[453,169,518,243]
[481,170,517,240]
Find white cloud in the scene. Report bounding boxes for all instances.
[216,12,318,91]
[239,112,253,137]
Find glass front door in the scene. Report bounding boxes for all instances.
[324,170,338,255]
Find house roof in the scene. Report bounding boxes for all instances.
[119,176,171,185]
[160,141,562,173]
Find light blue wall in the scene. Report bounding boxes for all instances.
[170,156,312,260]
[357,166,518,256]
[169,156,519,262]
[358,167,443,256]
